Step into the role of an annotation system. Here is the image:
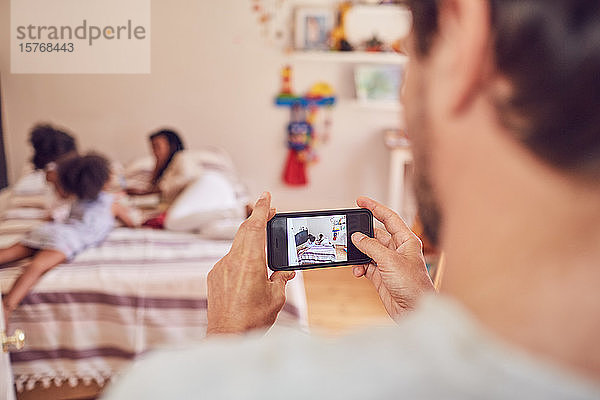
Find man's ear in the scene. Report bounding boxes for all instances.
[436,0,492,114]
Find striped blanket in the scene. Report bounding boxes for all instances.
[0,212,307,392]
[298,244,337,265]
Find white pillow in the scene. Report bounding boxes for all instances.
[198,218,244,240]
[164,171,245,233]
[12,170,49,196]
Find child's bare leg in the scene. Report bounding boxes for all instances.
[0,244,35,265]
[3,250,66,323]
[2,301,9,331]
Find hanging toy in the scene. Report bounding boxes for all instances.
[275,65,336,186]
[305,82,335,146]
[283,106,313,185]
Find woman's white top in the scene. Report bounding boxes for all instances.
[158,151,203,203]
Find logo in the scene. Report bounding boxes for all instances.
[11,0,151,74]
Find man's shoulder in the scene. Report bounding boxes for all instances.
[104,296,600,400]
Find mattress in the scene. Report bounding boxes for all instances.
[0,187,308,392]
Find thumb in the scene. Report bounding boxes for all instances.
[270,271,296,289]
[352,232,394,266]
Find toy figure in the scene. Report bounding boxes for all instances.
[331,2,354,51]
[306,82,335,144]
[275,66,336,186]
[280,65,293,96]
[283,107,313,185]
[365,34,385,52]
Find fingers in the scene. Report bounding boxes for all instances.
[353,265,366,277]
[270,271,296,288]
[268,207,276,221]
[375,227,395,251]
[352,232,395,267]
[361,263,379,282]
[357,197,414,245]
[269,271,295,309]
[230,192,272,260]
[248,192,272,225]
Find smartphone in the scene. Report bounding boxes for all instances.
[267,208,374,271]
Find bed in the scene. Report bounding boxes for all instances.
[298,243,337,265]
[0,165,308,393]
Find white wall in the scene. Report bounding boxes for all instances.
[0,0,401,211]
[306,216,335,241]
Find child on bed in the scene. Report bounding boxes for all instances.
[1,153,133,326]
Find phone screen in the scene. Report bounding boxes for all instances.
[267,209,373,271]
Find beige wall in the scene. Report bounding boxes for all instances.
[0,0,400,211]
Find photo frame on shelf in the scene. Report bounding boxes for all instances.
[294,7,335,51]
[354,64,403,103]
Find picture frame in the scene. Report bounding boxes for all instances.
[294,7,335,51]
[354,64,403,102]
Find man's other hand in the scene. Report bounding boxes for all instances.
[351,197,434,321]
[206,192,295,335]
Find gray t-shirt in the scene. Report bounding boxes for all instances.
[103,295,600,399]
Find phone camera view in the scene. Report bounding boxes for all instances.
[287,215,348,266]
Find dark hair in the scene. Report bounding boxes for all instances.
[149,129,185,184]
[29,124,77,170]
[57,153,110,201]
[407,0,600,179]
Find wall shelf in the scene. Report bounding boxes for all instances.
[290,51,408,65]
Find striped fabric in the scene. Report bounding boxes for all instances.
[0,227,308,392]
[298,244,337,265]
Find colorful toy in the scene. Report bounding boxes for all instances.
[283,106,313,185]
[280,65,293,95]
[275,66,336,186]
[331,2,354,51]
[365,34,385,52]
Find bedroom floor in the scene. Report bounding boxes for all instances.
[302,266,394,334]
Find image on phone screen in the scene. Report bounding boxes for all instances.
[287,215,347,266]
[267,208,373,271]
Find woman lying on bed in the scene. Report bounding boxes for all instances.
[126,129,202,204]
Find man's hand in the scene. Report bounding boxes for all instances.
[351,197,434,321]
[206,192,295,335]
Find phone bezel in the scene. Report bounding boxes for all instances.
[267,208,374,271]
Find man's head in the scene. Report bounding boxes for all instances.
[403,0,600,246]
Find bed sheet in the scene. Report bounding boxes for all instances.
[0,188,308,392]
[298,244,337,265]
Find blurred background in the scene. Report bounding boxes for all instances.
[0,0,412,214]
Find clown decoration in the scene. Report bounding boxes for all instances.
[283,106,313,185]
[275,65,336,186]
